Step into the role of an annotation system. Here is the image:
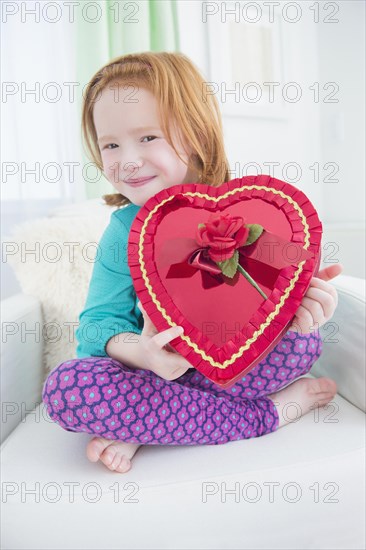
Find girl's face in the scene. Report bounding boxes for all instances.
[93,83,199,207]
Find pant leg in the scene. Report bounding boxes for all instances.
[177,330,323,404]
[42,355,279,446]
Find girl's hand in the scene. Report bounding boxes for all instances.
[137,301,193,381]
[288,264,343,334]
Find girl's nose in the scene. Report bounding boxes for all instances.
[116,141,141,169]
[126,161,141,172]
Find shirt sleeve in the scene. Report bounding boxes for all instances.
[75,211,143,358]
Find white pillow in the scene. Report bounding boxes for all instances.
[47,198,118,219]
[6,204,116,374]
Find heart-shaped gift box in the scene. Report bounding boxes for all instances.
[128,174,322,388]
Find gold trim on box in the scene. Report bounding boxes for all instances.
[138,185,310,370]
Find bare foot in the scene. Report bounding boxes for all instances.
[268,376,337,428]
[86,437,141,473]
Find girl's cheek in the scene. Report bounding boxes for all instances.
[101,151,115,171]
[101,160,118,183]
[150,144,170,166]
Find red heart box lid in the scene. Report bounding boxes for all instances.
[128,174,322,388]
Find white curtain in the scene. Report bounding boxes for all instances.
[1,4,85,203]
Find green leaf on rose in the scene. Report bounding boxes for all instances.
[216,249,239,278]
[244,224,264,245]
[197,223,206,229]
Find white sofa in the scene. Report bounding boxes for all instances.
[1,202,365,549]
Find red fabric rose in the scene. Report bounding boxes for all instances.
[196,213,249,263]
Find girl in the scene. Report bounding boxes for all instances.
[42,52,341,474]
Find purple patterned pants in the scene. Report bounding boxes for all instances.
[42,330,322,445]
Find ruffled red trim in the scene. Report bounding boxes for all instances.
[128,174,322,387]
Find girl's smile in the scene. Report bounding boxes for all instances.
[93,84,199,206]
[124,175,157,186]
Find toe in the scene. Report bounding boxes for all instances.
[321,377,338,395]
[86,437,109,462]
[308,377,337,396]
[109,452,124,471]
[115,456,131,473]
[100,446,118,467]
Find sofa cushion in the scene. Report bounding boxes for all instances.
[312,275,366,412]
[0,294,43,444]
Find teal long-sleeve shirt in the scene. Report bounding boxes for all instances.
[75,203,143,358]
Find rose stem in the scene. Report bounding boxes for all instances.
[237,264,268,300]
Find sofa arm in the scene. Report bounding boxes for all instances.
[311,275,366,412]
[0,294,44,444]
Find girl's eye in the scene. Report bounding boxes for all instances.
[103,136,156,151]
[103,136,157,150]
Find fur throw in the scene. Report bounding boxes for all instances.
[6,200,118,374]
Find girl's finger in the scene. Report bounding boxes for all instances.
[316,264,343,282]
[309,277,338,306]
[171,366,190,380]
[170,358,193,376]
[152,325,184,350]
[295,304,315,333]
[301,296,326,326]
[163,342,179,353]
[137,302,158,334]
[304,287,336,319]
